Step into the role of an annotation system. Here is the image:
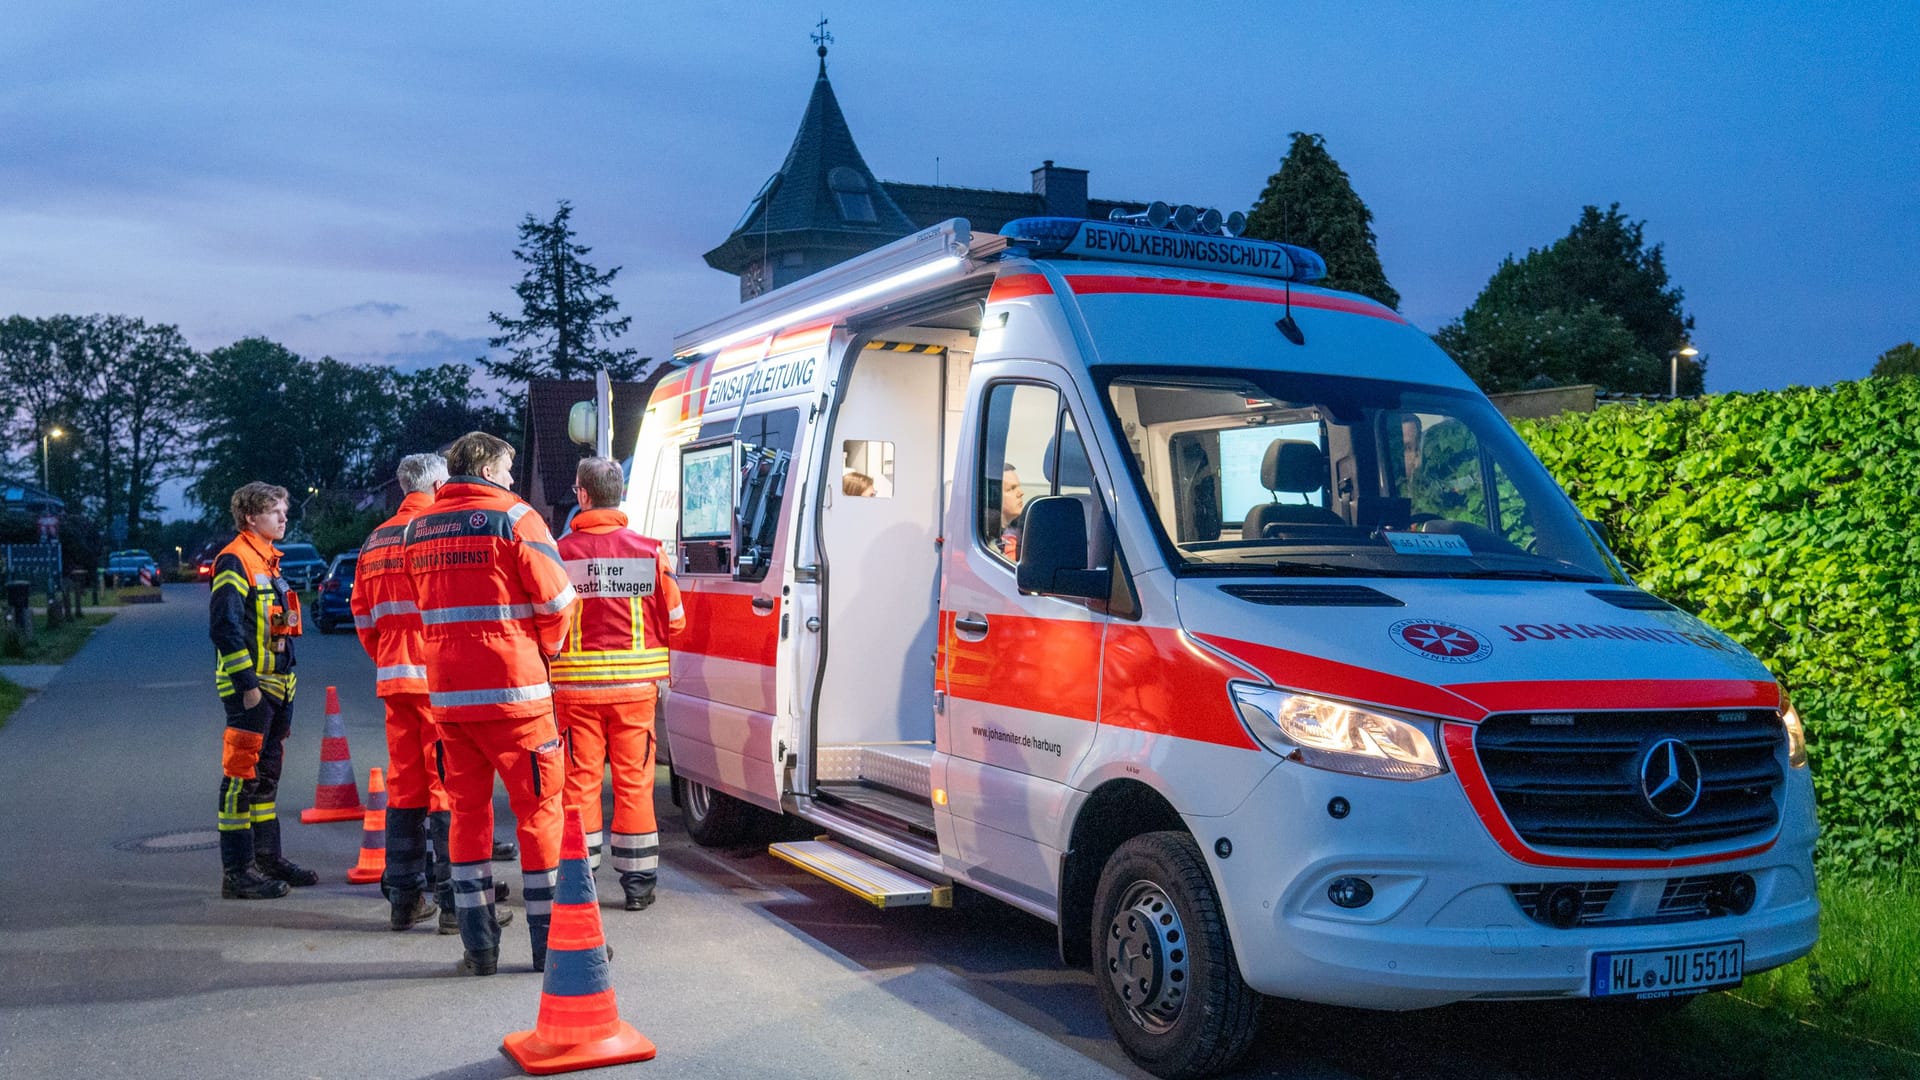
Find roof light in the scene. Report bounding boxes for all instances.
[1005,216,1326,282]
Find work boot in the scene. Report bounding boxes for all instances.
[491,838,518,861]
[441,906,512,935]
[457,948,498,977]
[389,892,438,931]
[223,868,291,900]
[256,854,319,887]
[621,871,655,911]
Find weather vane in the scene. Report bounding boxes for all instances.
[812,14,833,58]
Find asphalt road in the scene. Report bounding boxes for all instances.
[0,585,1761,1080]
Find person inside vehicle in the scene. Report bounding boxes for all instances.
[842,470,875,497]
[991,465,1027,561]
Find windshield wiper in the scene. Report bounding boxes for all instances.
[1446,566,1609,583]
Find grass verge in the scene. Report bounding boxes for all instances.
[1732,870,1920,1053]
[0,674,23,730]
[0,611,114,665]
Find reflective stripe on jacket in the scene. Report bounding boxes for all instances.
[209,530,297,701]
[402,477,576,722]
[353,490,433,697]
[552,508,685,704]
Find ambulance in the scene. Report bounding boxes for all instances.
[620,212,1819,1078]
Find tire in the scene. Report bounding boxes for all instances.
[1090,831,1262,1079]
[675,773,755,847]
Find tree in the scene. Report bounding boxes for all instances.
[1243,133,1400,309]
[1871,342,1920,378]
[1437,204,1698,395]
[192,338,402,526]
[484,201,647,402]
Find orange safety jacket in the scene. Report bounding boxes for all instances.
[352,490,434,697]
[552,508,685,704]
[402,477,575,723]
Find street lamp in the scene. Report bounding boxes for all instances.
[1668,345,1699,397]
[40,427,64,488]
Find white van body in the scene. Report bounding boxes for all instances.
[622,218,1818,1078]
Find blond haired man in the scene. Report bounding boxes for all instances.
[210,481,317,899]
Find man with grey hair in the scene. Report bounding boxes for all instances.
[352,453,513,933]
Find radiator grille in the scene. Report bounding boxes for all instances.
[1474,710,1783,849]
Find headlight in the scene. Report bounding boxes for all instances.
[1778,691,1808,768]
[1229,682,1445,781]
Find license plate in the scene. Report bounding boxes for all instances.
[1590,940,1743,998]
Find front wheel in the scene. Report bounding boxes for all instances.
[674,773,756,847]
[1091,831,1261,1079]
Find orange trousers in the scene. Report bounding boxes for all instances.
[438,712,563,871]
[557,696,658,842]
[381,693,449,812]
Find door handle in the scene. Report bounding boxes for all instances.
[954,613,990,639]
[751,595,775,614]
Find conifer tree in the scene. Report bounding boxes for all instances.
[485,201,646,391]
[1244,132,1399,309]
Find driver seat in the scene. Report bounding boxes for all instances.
[1243,439,1343,537]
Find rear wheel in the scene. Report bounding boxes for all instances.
[675,773,756,847]
[1091,831,1261,1079]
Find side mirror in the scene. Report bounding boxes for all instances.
[1586,517,1612,548]
[1016,496,1109,600]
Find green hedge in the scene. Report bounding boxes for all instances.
[1515,378,1920,874]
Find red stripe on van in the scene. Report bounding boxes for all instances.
[1445,723,1778,870]
[1445,679,1780,715]
[1197,634,1485,721]
[945,611,1101,722]
[1064,275,1407,324]
[677,590,778,666]
[988,274,1054,302]
[1102,626,1260,750]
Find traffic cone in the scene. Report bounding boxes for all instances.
[345,768,388,884]
[300,686,365,823]
[502,806,655,1074]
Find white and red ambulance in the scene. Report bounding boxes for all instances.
[621,213,1818,1078]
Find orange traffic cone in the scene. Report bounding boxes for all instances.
[502,806,655,1074]
[300,686,365,823]
[345,767,388,884]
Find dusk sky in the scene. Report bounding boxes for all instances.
[5,2,1915,406]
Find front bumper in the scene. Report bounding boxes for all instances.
[1191,755,1819,1010]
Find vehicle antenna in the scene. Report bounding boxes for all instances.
[1276,281,1305,346]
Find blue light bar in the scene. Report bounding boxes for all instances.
[1000,217,1327,283]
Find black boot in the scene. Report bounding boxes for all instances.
[457,948,498,976]
[390,892,437,931]
[219,813,286,899]
[252,818,318,886]
[441,904,512,934]
[491,838,517,861]
[223,868,290,900]
[622,878,656,911]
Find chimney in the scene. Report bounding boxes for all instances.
[1031,160,1089,219]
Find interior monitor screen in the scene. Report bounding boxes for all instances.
[680,443,736,540]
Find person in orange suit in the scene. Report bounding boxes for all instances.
[404,431,575,975]
[553,457,685,910]
[354,451,518,935]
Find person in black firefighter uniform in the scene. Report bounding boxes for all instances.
[210,481,319,898]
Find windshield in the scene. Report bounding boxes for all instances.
[1096,368,1623,582]
[279,544,320,561]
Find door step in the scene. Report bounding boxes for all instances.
[768,839,952,909]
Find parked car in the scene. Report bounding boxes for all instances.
[275,542,327,590]
[104,549,159,586]
[192,534,234,584]
[313,552,358,633]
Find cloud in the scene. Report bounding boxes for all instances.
[296,300,409,323]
